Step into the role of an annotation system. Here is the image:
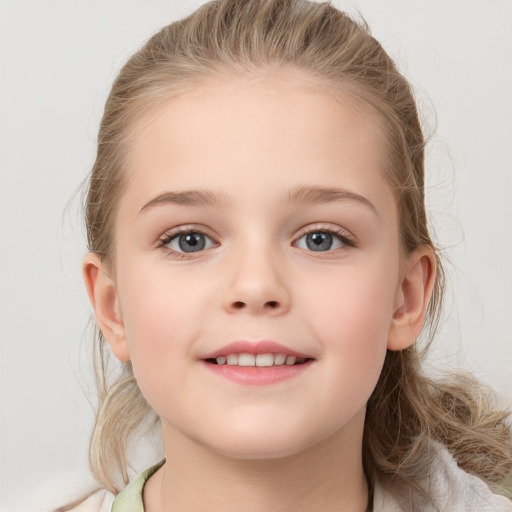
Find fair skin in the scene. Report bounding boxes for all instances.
[84,71,435,512]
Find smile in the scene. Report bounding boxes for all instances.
[200,340,314,384]
[207,353,309,367]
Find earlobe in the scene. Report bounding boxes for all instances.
[82,253,131,362]
[387,246,436,351]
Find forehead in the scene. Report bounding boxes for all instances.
[120,70,395,220]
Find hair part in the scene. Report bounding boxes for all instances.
[81,0,512,508]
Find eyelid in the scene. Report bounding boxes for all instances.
[157,225,219,257]
[294,224,356,243]
[293,224,357,252]
[156,223,356,258]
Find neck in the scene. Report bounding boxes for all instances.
[144,415,369,512]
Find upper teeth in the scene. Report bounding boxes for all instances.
[215,353,304,367]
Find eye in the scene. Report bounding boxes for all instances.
[162,230,216,254]
[295,229,352,252]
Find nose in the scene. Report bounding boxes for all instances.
[222,244,291,316]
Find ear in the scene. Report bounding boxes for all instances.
[387,246,436,351]
[82,252,130,362]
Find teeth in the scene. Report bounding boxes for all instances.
[226,354,239,365]
[238,353,256,366]
[256,353,274,367]
[213,353,307,367]
[274,353,286,365]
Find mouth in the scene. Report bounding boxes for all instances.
[200,340,315,384]
[205,353,313,367]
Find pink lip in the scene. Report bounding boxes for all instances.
[201,360,314,385]
[199,340,312,360]
[199,340,315,386]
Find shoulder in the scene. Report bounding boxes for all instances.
[110,460,165,512]
[374,441,512,511]
[66,460,164,512]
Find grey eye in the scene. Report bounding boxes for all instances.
[296,231,344,252]
[169,232,214,253]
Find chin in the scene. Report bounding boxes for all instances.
[211,437,308,461]
[196,420,326,461]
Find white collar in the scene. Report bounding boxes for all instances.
[373,441,512,511]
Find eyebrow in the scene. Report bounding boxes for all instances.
[139,185,379,217]
[283,185,379,218]
[140,189,233,213]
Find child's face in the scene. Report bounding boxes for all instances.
[108,72,406,459]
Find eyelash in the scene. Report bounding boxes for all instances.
[297,225,356,251]
[157,225,356,259]
[157,227,216,259]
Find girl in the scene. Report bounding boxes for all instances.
[69,0,512,510]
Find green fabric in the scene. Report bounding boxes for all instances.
[111,460,165,512]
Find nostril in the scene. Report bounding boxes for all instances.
[228,300,281,312]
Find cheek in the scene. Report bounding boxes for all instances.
[300,256,399,388]
[303,256,399,337]
[120,261,207,331]
[116,265,213,385]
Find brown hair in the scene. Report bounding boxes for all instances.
[78,0,512,508]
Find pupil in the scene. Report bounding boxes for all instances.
[179,233,205,252]
[307,232,332,251]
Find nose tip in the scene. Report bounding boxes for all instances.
[222,264,290,316]
[221,238,291,316]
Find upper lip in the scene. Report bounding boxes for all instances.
[199,340,313,360]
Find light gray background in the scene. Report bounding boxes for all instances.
[1,0,511,509]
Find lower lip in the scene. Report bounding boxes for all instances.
[201,360,314,385]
